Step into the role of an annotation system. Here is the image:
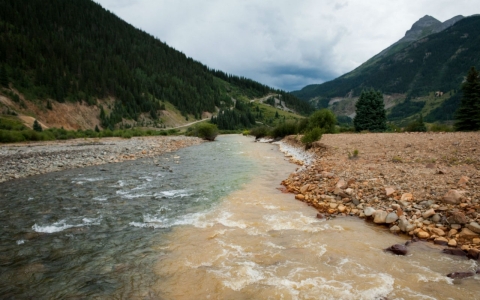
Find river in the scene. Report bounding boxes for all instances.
[0,135,478,299]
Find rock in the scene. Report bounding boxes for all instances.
[316,213,324,219]
[345,188,354,195]
[422,208,435,219]
[300,184,310,194]
[396,207,404,217]
[434,237,448,246]
[442,190,463,204]
[337,204,346,213]
[385,212,399,224]
[473,238,480,245]
[336,179,347,189]
[468,248,480,260]
[442,248,466,257]
[295,194,305,201]
[321,171,334,178]
[385,187,395,197]
[385,244,408,255]
[364,207,375,217]
[398,217,410,232]
[448,239,457,247]
[457,176,469,186]
[431,214,441,223]
[448,212,467,225]
[417,230,430,239]
[458,228,479,238]
[467,222,480,234]
[447,271,474,279]
[430,228,445,236]
[330,203,339,209]
[401,193,413,201]
[373,210,388,224]
[390,225,401,233]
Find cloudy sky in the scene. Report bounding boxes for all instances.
[94,0,478,91]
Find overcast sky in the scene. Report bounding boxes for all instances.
[94,0,479,91]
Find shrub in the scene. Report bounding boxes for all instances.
[249,126,271,139]
[429,123,454,132]
[0,129,26,143]
[194,123,219,141]
[301,127,323,147]
[272,121,297,138]
[308,109,337,133]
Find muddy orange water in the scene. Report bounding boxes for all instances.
[152,135,479,300]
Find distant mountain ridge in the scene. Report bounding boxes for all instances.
[374,15,465,59]
[292,14,480,124]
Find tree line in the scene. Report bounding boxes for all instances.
[0,0,312,129]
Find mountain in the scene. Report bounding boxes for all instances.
[293,15,480,124]
[0,0,311,131]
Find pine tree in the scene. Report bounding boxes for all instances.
[95,125,100,132]
[455,67,480,131]
[33,120,43,132]
[353,89,386,132]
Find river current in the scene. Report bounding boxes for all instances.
[0,135,479,299]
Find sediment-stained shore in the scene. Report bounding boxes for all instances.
[280,132,480,255]
[0,136,204,183]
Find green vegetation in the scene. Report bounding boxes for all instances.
[0,0,312,129]
[353,89,387,132]
[0,118,178,143]
[455,66,480,131]
[33,120,42,132]
[189,123,219,141]
[301,127,323,147]
[247,108,336,147]
[306,109,336,133]
[404,114,427,132]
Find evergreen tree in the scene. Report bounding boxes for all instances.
[33,119,42,132]
[95,125,100,132]
[0,64,8,87]
[353,89,387,132]
[275,111,279,118]
[455,66,480,131]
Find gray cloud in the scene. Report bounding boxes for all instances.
[95,0,480,91]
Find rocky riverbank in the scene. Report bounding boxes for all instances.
[280,132,480,256]
[0,136,204,183]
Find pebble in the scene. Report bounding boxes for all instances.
[0,136,203,183]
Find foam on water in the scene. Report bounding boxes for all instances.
[32,216,102,233]
[155,189,192,198]
[274,141,314,166]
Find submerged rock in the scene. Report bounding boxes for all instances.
[442,248,467,257]
[385,244,408,255]
[447,271,474,279]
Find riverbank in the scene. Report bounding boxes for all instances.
[0,136,204,183]
[280,132,480,256]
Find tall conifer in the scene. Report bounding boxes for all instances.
[353,89,386,132]
[455,67,480,131]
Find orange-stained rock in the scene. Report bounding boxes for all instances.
[385,187,395,197]
[295,194,305,201]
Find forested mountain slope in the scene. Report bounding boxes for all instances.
[0,0,311,129]
[292,15,480,123]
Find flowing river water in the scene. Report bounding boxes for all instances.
[0,135,479,299]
